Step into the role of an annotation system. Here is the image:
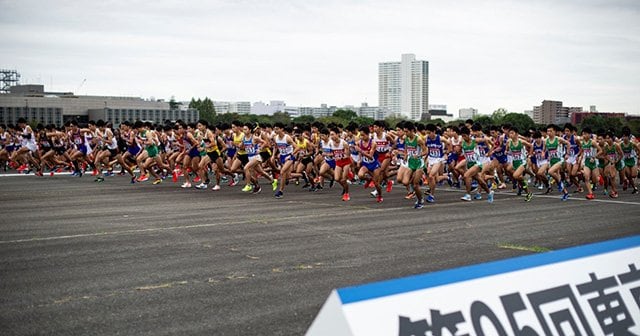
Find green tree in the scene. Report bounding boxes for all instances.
[502,113,535,133]
[293,115,315,124]
[271,111,291,125]
[189,97,216,123]
[332,109,358,122]
[353,116,374,127]
[317,116,347,127]
[491,108,508,124]
[472,115,494,128]
[384,115,408,128]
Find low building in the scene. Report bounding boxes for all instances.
[0,85,198,126]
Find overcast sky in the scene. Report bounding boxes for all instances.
[2,0,639,116]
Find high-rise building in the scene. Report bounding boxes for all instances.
[379,54,429,121]
[459,107,478,120]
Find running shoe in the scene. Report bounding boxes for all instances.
[585,193,595,200]
[525,192,533,202]
[252,185,262,194]
[404,191,416,199]
[460,194,472,201]
[487,191,494,203]
[35,171,43,177]
[194,176,201,183]
[130,176,136,184]
[172,171,179,183]
[425,194,435,203]
[274,190,283,199]
[342,193,350,201]
[386,180,394,192]
[561,192,570,201]
[195,183,207,189]
[211,185,221,191]
[94,176,104,182]
[633,187,639,195]
[474,193,482,200]
[414,201,424,209]
[603,188,608,196]
[370,189,378,198]
[181,182,192,188]
[91,169,98,176]
[376,195,383,203]
[610,191,619,198]
[152,179,162,185]
[558,181,564,192]
[498,183,507,189]
[104,171,114,177]
[329,179,335,188]
[241,184,253,192]
[272,179,278,191]
[137,175,149,182]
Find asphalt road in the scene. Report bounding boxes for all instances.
[1,173,639,335]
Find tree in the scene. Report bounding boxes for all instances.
[353,116,374,127]
[332,109,358,122]
[472,115,493,128]
[271,111,291,125]
[502,113,535,133]
[384,115,408,128]
[189,97,216,123]
[293,115,315,124]
[491,108,508,124]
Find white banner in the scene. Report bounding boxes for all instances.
[307,235,640,336]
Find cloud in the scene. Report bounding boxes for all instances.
[1,0,639,115]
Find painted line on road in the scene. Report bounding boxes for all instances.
[0,205,413,245]
[440,188,640,206]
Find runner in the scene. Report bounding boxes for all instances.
[577,127,603,200]
[459,126,494,203]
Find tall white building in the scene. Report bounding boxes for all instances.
[379,54,429,121]
[459,107,478,120]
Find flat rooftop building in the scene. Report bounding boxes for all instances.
[0,85,198,126]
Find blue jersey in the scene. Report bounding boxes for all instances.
[426,134,444,159]
[243,136,257,156]
[532,140,546,163]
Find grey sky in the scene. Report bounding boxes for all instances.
[2,0,639,116]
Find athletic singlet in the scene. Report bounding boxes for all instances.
[621,142,635,159]
[475,136,489,158]
[581,140,596,160]
[296,138,310,157]
[373,132,390,153]
[347,136,358,156]
[359,138,375,163]
[509,140,526,162]
[242,135,257,156]
[234,133,246,155]
[605,144,618,163]
[320,140,334,162]
[405,136,421,158]
[395,137,405,158]
[564,134,579,157]
[461,140,479,165]
[203,131,219,153]
[492,135,507,158]
[426,134,444,159]
[330,139,347,160]
[532,140,546,162]
[275,134,293,155]
[545,137,562,163]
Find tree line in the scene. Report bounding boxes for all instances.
[188,97,640,135]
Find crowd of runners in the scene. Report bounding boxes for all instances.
[2,117,639,208]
